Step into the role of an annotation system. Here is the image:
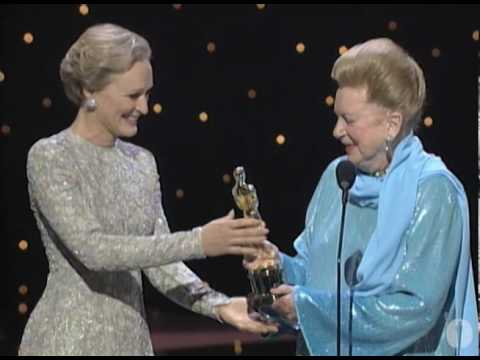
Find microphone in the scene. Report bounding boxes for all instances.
[345,250,363,356]
[336,159,357,204]
[344,250,363,287]
[335,160,356,356]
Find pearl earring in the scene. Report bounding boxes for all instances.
[84,98,97,112]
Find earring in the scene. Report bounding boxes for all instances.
[84,98,97,112]
[385,137,393,162]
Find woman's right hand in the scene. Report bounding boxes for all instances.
[201,210,269,257]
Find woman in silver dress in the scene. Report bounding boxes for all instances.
[19,23,277,356]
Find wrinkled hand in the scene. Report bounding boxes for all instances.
[271,285,297,324]
[215,297,279,335]
[201,210,269,257]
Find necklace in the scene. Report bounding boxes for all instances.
[372,169,387,177]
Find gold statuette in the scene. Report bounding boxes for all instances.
[232,166,282,313]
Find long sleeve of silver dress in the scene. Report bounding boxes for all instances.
[18,128,230,356]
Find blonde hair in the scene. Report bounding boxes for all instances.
[60,23,151,106]
[331,38,426,141]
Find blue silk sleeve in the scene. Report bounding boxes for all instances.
[295,175,467,355]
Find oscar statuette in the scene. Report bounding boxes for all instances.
[232,166,283,315]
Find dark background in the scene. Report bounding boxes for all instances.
[0,4,478,355]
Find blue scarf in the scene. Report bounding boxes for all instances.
[346,133,478,355]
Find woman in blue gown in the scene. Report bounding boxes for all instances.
[259,38,478,356]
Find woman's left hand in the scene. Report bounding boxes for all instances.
[215,297,279,335]
[271,285,298,323]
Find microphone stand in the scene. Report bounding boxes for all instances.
[345,250,363,357]
[348,285,354,356]
[335,160,356,357]
[336,189,349,356]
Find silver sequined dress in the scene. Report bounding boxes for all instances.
[18,128,230,355]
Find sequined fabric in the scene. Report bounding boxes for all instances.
[281,159,476,356]
[19,128,230,356]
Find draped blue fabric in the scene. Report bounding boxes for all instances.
[281,134,478,355]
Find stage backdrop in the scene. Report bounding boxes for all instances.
[0,4,478,354]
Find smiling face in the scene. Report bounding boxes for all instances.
[87,60,153,142]
[333,86,392,174]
